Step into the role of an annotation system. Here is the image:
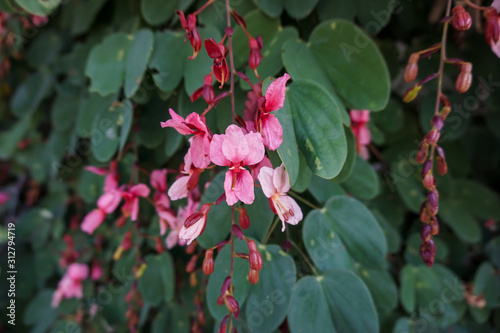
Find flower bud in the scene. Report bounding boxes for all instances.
[155,237,164,253]
[419,201,430,223]
[122,231,133,251]
[422,160,432,179]
[436,146,448,175]
[249,249,263,271]
[440,106,451,120]
[431,115,444,131]
[456,62,472,93]
[116,215,127,227]
[190,272,198,287]
[232,224,244,240]
[224,295,240,318]
[430,216,439,235]
[452,6,472,31]
[113,245,124,260]
[186,255,198,273]
[484,7,500,45]
[135,262,147,279]
[248,37,263,70]
[239,207,250,229]
[247,239,258,252]
[403,84,422,103]
[249,268,260,284]
[425,129,440,145]
[404,53,420,82]
[219,315,229,333]
[416,142,429,164]
[421,224,432,242]
[203,74,215,105]
[220,276,232,295]
[420,239,436,267]
[427,190,439,216]
[423,173,435,190]
[203,249,214,275]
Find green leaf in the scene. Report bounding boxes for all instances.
[206,239,251,320]
[52,93,79,132]
[309,20,390,110]
[276,98,300,186]
[284,0,319,19]
[289,269,378,333]
[371,209,401,254]
[77,92,117,138]
[149,30,189,92]
[138,96,168,149]
[255,0,283,17]
[152,304,189,333]
[141,0,177,26]
[124,29,154,98]
[307,175,346,205]
[69,0,106,36]
[371,98,404,132]
[451,179,500,220]
[85,33,132,96]
[10,71,53,117]
[473,262,500,307]
[355,266,398,312]
[14,0,61,15]
[341,155,380,200]
[486,237,500,269]
[331,126,356,183]
[244,244,296,333]
[291,150,313,193]
[390,159,426,214]
[137,252,175,306]
[355,0,396,33]
[0,116,31,159]
[23,289,58,326]
[287,80,347,179]
[77,169,105,203]
[119,100,133,153]
[91,101,121,162]
[197,172,231,248]
[439,199,481,244]
[27,30,63,67]
[316,0,356,21]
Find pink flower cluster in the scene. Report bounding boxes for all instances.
[51,263,88,307]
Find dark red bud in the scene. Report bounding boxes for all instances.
[220,276,231,295]
[423,173,435,190]
[249,250,263,271]
[422,160,432,178]
[420,239,436,267]
[239,207,250,229]
[232,224,244,240]
[247,240,258,252]
[122,231,133,251]
[416,142,429,164]
[456,62,472,93]
[436,146,448,175]
[249,268,259,284]
[431,115,444,131]
[421,224,432,242]
[452,6,472,31]
[230,9,247,28]
[404,53,420,82]
[219,315,229,333]
[419,201,430,223]
[484,7,500,45]
[116,215,127,227]
[425,129,440,145]
[430,216,440,235]
[203,249,214,275]
[427,191,439,216]
[155,237,164,253]
[224,295,240,318]
[184,212,203,228]
[186,255,198,273]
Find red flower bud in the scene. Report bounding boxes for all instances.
[203,249,214,275]
[247,240,258,252]
[427,190,439,216]
[422,160,432,178]
[155,237,164,253]
[456,62,472,93]
[249,268,260,284]
[219,315,229,333]
[436,146,448,175]
[452,6,472,31]
[204,38,229,87]
[416,142,429,164]
[419,201,430,223]
[421,224,432,242]
[420,238,436,267]
[116,215,127,227]
[220,276,231,295]
[232,224,244,240]
[122,231,133,251]
[203,74,215,104]
[230,9,247,28]
[248,37,263,70]
[425,129,440,145]
[404,53,420,82]
[224,295,240,318]
[431,115,444,131]
[239,207,250,229]
[249,249,263,271]
[176,10,202,59]
[186,255,198,273]
[423,173,435,190]
[430,216,439,235]
[484,7,500,45]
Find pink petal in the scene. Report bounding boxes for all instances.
[492,0,500,11]
[234,169,255,205]
[224,170,239,206]
[279,195,303,226]
[130,197,139,221]
[210,134,231,166]
[359,145,370,160]
[150,169,167,192]
[357,125,371,145]
[242,131,265,165]
[191,134,211,169]
[257,166,276,198]
[273,164,290,194]
[160,109,193,135]
[260,114,283,151]
[178,215,207,245]
[222,125,249,163]
[51,289,63,307]
[84,166,108,176]
[264,73,290,112]
[251,156,272,180]
[350,110,370,123]
[168,175,190,200]
[103,173,118,192]
[166,229,179,249]
[185,112,209,133]
[67,263,89,280]
[184,144,194,172]
[81,209,106,234]
[492,38,500,58]
[97,191,121,214]
[130,183,150,197]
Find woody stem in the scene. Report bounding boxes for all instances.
[226,0,236,124]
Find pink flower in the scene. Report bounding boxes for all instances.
[81,209,106,234]
[168,144,203,201]
[210,125,265,205]
[246,74,290,151]
[122,184,150,221]
[161,109,212,169]
[178,204,211,245]
[151,169,167,193]
[91,260,102,281]
[51,263,89,307]
[0,192,9,206]
[489,0,500,57]
[250,156,272,180]
[151,169,176,234]
[30,15,48,27]
[166,190,200,248]
[258,165,303,232]
[350,110,371,160]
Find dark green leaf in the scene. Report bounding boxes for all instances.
[124,29,154,98]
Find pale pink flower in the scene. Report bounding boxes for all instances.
[250,156,272,180]
[178,204,211,245]
[121,184,150,221]
[210,125,265,205]
[168,145,203,201]
[350,110,371,160]
[166,190,200,248]
[245,73,290,151]
[81,209,106,234]
[51,263,89,307]
[258,165,303,232]
[161,109,212,169]
[150,169,168,193]
[151,169,176,234]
